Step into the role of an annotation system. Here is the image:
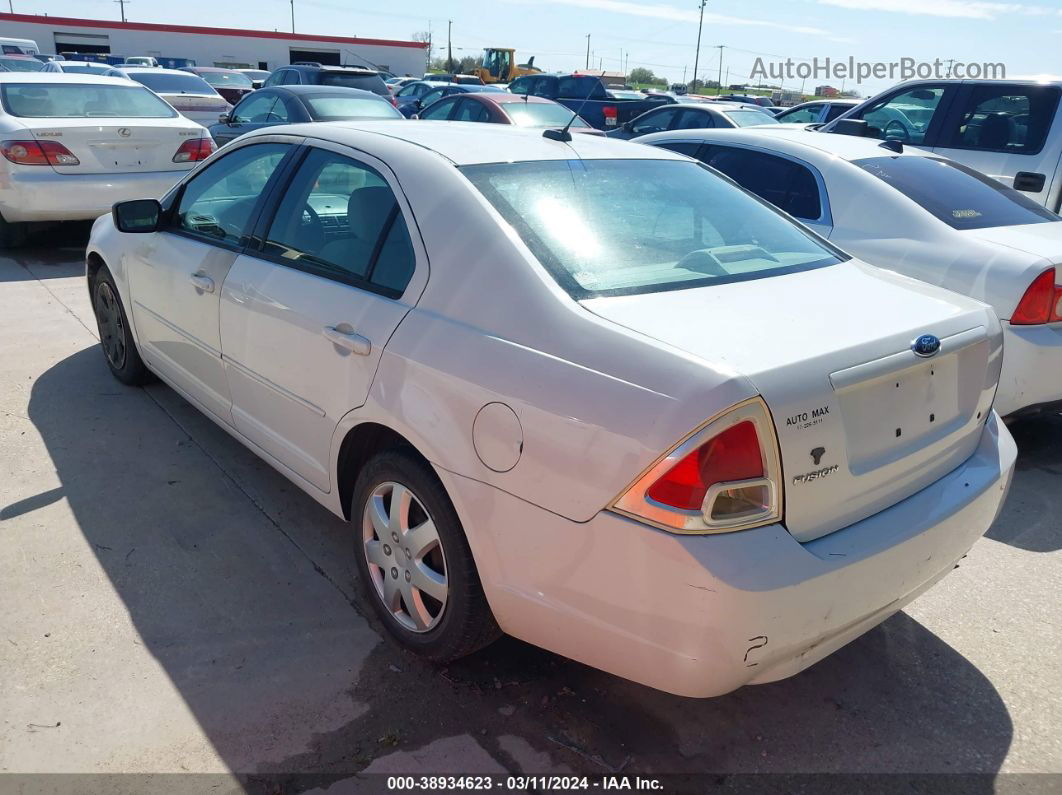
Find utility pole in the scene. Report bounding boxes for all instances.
[692,0,706,92]
[447,19,453,73]
[585,34,590,70]
[289,0,294,33]
[715,44,725,94]
[115,0,129,23]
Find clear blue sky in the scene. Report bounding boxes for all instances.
[11,0,1061,95]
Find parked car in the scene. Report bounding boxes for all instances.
[821,79,1062,210]
[640,126,1062,416]
[87,121,1013,698]
[33,54,65,63]
[236,68,271,89]
[774,99,860,124]
[123,56,159,68]
[606,101,778,140]
[0,37,40,57]
[417,92,598,132]
[41,60,126,78]
[397,83,505,119]
[120,67,231,126]
[422,73,484,85]
[262,64,392,101]
[209,86,402,145]
[717,93,774,107]
[386,76,418,93]
[0,55,45,73]
[179,66,255,105]
[507,73,673,130]
[0,73,213,246]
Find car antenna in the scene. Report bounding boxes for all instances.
[880,138,903,153]
[543,78,596,142]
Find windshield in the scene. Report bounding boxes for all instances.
[304,94,401,120]
[60,64,116,75]
[505,102,590,128]
[0,57,44,72]
[855,156,1059,230]
[461,159,842,298]
[1,83,178,118]
[724,110,778,127]
[198,70,253,88]
[128,72,218,95]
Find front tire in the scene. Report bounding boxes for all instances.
[352,449,500,661]
[92,266,151,386]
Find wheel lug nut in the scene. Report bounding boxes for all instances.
[404,570,411,582]
[383,544,392,556]
[390,567,398,579]
[404,548,411,559]
[392,532,399,543]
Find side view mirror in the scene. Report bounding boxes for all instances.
[113,199,161,233]
[832,118,869,137]
[622,121,633,132]
[218,112,231,124]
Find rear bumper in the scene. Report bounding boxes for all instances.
[440,412,1015,698]
[995,322,1062,417]
[0,168,188,222]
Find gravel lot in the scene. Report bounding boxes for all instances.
[1,229,1060,792]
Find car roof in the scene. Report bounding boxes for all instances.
[249,120,690,165]
[289,64,379,74]
[470,93,555,105]
[185,66,237,72]
[646,126,937,163]
[0,72,139,85]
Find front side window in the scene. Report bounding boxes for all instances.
[508,77,531,95]
[262,70,284,87]
[262,149,416,294]
[673,108,714,130]
[855,155,1059,230]
[461,159,842,298]
[700,146,823,221]
[943,85,1060,154]
[231,93,280,123]
[631,107,679,135]
[420,98,457,120]
[420,88,447,106]
[778,104,823,124]
[175,143,290,244]
[1,83,177,118]
[723,110,778,128]
[397,82,427,98]
[859,86,946,143]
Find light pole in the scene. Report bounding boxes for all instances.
[692,0,706,91]
[585,34,590,70]
[289,0,294,33]
[447,19,453,73]
[715,44,725,94]
[115,0,129,23]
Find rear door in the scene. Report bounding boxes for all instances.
[220,142,426,492]
[932,82,1062,208]
[127,140,295,422]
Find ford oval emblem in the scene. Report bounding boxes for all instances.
[912,334,941,358]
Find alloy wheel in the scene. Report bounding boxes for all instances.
[95,281,127,370]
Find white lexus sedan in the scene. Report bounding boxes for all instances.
[85,122,1016,698]
[0,73,215,246]
[640,127,1062,418]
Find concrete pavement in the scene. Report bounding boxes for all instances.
[1,235,1060,788]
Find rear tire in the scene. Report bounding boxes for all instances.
[352,448,501,662]
[0,213,28,249]
[92,265,151,386]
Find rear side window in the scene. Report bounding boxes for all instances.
[700,146,823,221]
[673,108,714,130]
[943,85,1060,154]
[304,94,400,120]
[262,148,416,295]
[1,83,177,118]
[855,156,1059,230]
[453,99,490,122]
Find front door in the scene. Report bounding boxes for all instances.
[127,141,293,421]
[220,143,425,492]
[213,91,291,146]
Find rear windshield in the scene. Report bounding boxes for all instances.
[60,64,116,75]
[1,83,178,118]
[855,156,1059,230]
[0,56,44,72]
[460,159,842,298]
[724,110,778,127]
[198,70,253,88]
[304,94,401,120]
[127,72,218,95]
[319,72,386,93]
[505,102,590,128]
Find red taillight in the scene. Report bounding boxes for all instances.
[602,105,618,126]
[1012,267,1062,325]
[172,137,216,163]
[612,398,782,534]
[1,139,80,166]
[647,421,763,510]
[390,95,399,108]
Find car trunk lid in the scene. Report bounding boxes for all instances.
[582,262,1001,542]
[22,118,201,174]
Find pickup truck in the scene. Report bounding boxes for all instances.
[507,74,672,130]
[820,78,1062,212]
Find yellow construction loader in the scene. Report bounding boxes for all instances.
[471,48,541,84]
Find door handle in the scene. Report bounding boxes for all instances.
[189,273,215,293]
[323,325,371,356]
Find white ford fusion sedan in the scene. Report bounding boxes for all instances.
[86,122,1016,698]
[0,73,215,246]
[639,127,1062,418]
